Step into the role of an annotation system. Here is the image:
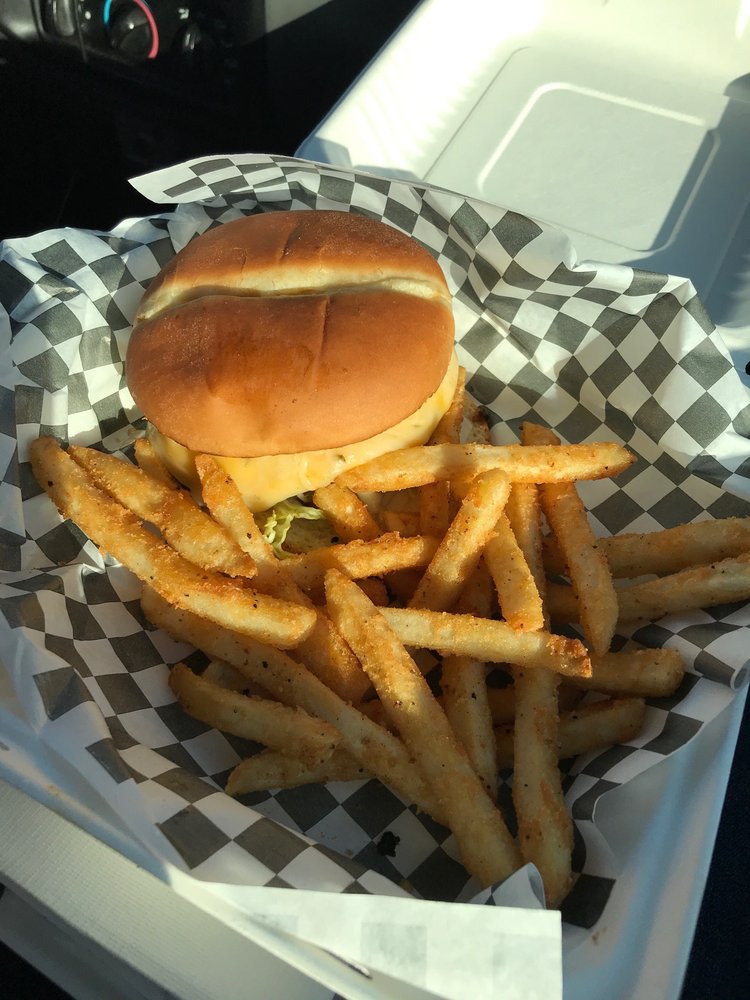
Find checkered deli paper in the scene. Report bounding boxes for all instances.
[1,154,750,938]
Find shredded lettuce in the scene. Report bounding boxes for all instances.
[256,498,328,558]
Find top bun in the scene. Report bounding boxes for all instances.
[126,210,456,458]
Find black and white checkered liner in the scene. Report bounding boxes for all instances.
[1,154,749,929]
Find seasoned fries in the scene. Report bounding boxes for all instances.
[195,454,284,574]
[196,455,370,703]
[440,564,498,798]
[487,647,686,709]
[410,468,512,612]
[495,697,647,770]
[169,662,340,765]
[543,515,750,579]
[71,445,257,579]
[133,436,177,487]
[500,471,573,907]
[546,553,750,624]
[283,533,440,596]
[325,569,521,886]
[581,648,686,697]
[380,607,593,678]
[505,483,547,593]
[513,661,573,907]
[522,423,618,657]
[29,365,746,909]
[440,651,498,799]
[312,482,381,542]
[622,554,750,618]
[141,587,447,823]
[227,747,368,797]
[484,511,545,631]
[30,437,313,649]
[419,477,452,538]
[337,441,635,492]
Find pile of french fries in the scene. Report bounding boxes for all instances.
[29,371,750,907]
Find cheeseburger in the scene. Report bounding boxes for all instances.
[127,210,458,546]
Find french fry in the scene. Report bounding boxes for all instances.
[195,455,291,589]
[141,587,447,823]
[505,483,547,598]
[547,553,750,623]
[495,697,647,770]
[293,608,372,703]
[312,482,381,542]
[227,747,369,797]
[196,455,370,703]
[575,647,686,698]
[558,693,648,750]
[502,475,572,907]
[484,513,545,631]
[487,647,686,707]
[325,569,521,887]
[283,533,440,597]
[513,664,573,907]
[441,563,498,798]
[336,441,635,493]
[522,423,618,656]
[203,658,294,701]
[542,516,750,579]
[646,550,750,618]
[410,469,512,612]
[621,553,750,618]
[133,436,177,487]
[380,606,592,679]
[169,662,340,766]
[30,438,314,649]
[419,369,466,536]
[70,445,257,579]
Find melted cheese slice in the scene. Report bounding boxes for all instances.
[150,354,459,512]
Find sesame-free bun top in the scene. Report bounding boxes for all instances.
[127,210,456,458]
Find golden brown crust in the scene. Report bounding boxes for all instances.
[127,210,455,457]
[128,289,454,456]
[136,210,451,322]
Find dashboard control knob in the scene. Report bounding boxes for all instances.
[106,2,159,62]
[42,0,77,38]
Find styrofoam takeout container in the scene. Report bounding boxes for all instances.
[298,0,750,381]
